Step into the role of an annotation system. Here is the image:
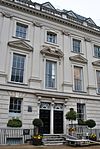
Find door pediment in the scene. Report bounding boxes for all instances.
[8,39,33,51]
[40,46,64,58]
[69,55,87,63]
[92,60,100,66]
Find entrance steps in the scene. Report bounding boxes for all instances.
[42,134,66,145]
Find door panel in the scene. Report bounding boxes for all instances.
[40,109,50,134]
[54,110,63,134]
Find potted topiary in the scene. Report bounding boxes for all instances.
[7,118,22,127]
[85,119,96,141]
[32,118,43,145]
[65,108,77,135]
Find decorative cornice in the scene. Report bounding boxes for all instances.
[92,60,100,66]
[69,54,88,64]
[1,11,13,18]
[8,39,33,51]
[33,21,43,27]
[0,0,100,37]
[84,37,91,42]
[62,31,70,36]
[40,45,64,58]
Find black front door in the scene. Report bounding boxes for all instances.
[54,110,63,134]
[40,109,50,134]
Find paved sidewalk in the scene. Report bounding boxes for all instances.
[0,145,100,149]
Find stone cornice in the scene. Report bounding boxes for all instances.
[92,60,100,66]
[0,0,100,36]
[41,45,64,58]
[69,54,88,64]
[8,39,33,51]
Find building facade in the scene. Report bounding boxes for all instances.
[0,0,100,134]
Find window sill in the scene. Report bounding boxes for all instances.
[7,81,28,86]
[73,90,87,93]
[45,87,57,91]
[12,36,30,42]
[45,41,59,47]
[93,56,100,59]
[71,51,84,55]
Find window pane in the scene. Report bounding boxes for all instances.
[94,45,100,58]
[45,60,56,88]
[11,53,25,83]
[96,71,100,93]
[74,66,83,91]
[47,32,57,43]
[73,39,81,53]
[77,103,85,121]
[9,97,22,113]
[16,22,28,39]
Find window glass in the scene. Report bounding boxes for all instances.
[16,22,28,39]
[74,66,83,91]
[9,97,22,113]
[94,45,100,58]
[47,32,57,44]
[45,60,57,88]
[11,53,25,83]
[73,39,81,53]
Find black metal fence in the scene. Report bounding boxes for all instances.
[0,128,34,145]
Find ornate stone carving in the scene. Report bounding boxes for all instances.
[69,54,88,64]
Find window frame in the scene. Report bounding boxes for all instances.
[77,103,86,121]
[73,66,84,92]
[13,18,30,40]
[94,45,100,58]
[45,29,58,46]
[96,70,100,93]
[45,59,57,89]
[11,53,26,83]
[9,50,28,85]
[9,97,22,113]
[16,22,28,39]
[73,39,81,53]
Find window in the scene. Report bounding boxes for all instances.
[96,71,100,93]
[11,53,25,83]
[74,66,83,91]
[28,106,32,112]
[9,97,22,113]
[47,31,57,44]
[45,60,57,88]
[73,39,81,53]
[94,45,100,58]
[16,22,28,39]
[77,103,85,121]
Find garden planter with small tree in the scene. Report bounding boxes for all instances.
[85,119,96,141]
[66,108,77,135]
[32,118,43,145]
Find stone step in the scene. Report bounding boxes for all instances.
[43,134,66,145]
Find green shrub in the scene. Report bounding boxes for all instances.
[85,119,96,128]
[66,108,77,121]
[7,118,22,127]
[32,118,43,127]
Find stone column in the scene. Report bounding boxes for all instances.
[50,98,55,134]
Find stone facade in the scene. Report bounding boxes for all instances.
[0,0,100,134]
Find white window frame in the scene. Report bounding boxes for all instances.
[9,97,22,113]
[45,29,58,46]
[94,45,100,58]
[96,70,100,93]
[72,65,84,92]
[73,39,81,53]
[9,50,28,85]
[77,103,86,121]
[45,59,57,89]
[71,36,83,54]
[13,18,30,40]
